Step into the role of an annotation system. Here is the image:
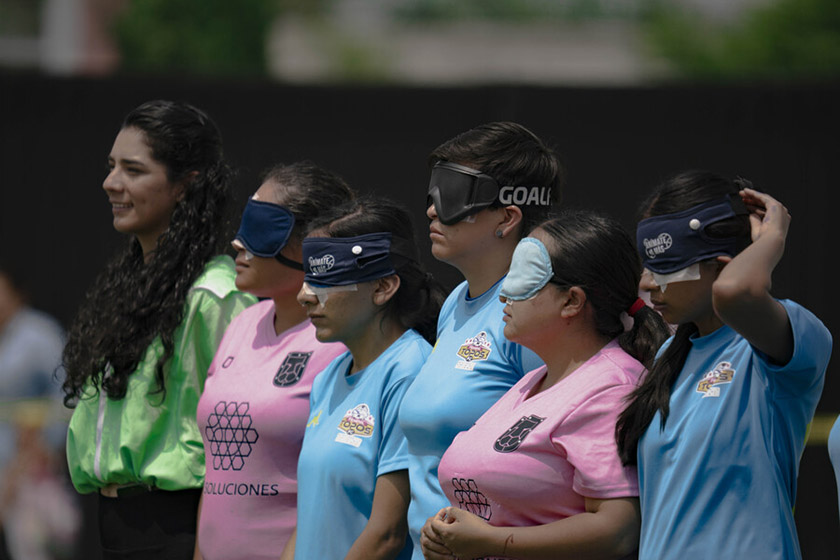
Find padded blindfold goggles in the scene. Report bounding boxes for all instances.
[234,199,303,270]
[428,161,500,225]
[636,194,748,275]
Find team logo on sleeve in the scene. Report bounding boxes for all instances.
[455,331,492,371]
[494,414,545,453]
[451,478,492,521]
[335,403,375,447]
[696,361,736,398]
[273,351,313,387]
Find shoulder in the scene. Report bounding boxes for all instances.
[438,281,467,316]
[381,331,432,380]
[189,255,240,300]
[599,341,646,386]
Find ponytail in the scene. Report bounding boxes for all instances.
[617,305,671,371]
[616,322,698,465]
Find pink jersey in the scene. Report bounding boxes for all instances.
[196,300,345,560]
[438,339,641,529]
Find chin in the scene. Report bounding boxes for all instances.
[313,329,335,343]
[502,324,518,342]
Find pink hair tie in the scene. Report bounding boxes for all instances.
[628,298,646,317]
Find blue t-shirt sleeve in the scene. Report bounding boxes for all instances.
[760,300,831,396]
[376,374,414,477]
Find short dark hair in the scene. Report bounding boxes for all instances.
[429,121,564,236]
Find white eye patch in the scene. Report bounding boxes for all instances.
[301,281,358,307]
[647,263,701,292]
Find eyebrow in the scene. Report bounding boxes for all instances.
[108,156,147,167]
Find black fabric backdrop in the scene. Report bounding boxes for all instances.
[1,72,838,558]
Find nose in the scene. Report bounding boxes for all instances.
[296,284,317,307]
[639,268,659,293]
[102,166,120,193]
[426,201,437,220]
[231,239,245,253]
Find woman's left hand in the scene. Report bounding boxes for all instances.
[739,187,791,245]
[426,507,499,560]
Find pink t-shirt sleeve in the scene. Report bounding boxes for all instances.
[553,384,639,499]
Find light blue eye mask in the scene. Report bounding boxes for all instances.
[500,237,556,301]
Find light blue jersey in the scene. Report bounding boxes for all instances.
[295,330,430,560]
[638,300,831,560]
[828,414,840,520]
[398,278,543,559]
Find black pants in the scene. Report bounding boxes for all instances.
[98,488,201,560]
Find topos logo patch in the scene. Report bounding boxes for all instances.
[696,361,735,398]
[643,233,673,259]
[451,478,492,521]
[335,403,375,447]
[494,414,545,453]
[455,331,492,370]
[273,351,313,387]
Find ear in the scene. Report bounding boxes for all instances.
[372,274,401,306]
[559,286,587,319]
[496,205,523,238]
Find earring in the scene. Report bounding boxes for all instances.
[495,230,504,238]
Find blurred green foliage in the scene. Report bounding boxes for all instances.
[114,0,330,76]
[0,0,42,34]
[644,0,840,80]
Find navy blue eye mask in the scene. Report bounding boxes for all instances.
[302,232,398,287]
[636,195,747,274]
[235,199,302,270]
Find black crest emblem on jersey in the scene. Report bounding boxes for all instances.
[273,351,313,387]
[493,414,546,453]
[451,478,492,521]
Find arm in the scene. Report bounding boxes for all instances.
[279,528,296,560]
[426,497,640,560]
[345,470,410,560]
[712,188,793,363]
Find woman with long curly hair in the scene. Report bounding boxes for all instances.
[62,100,255,559]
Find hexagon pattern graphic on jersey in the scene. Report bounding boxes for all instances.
[206,401,259,470]
[451,478,492,521]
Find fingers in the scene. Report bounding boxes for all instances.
[422,515,447,545]
[420,521,454,559]
[740,188,789,219]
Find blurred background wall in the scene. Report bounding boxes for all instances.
[1,1,838,558]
